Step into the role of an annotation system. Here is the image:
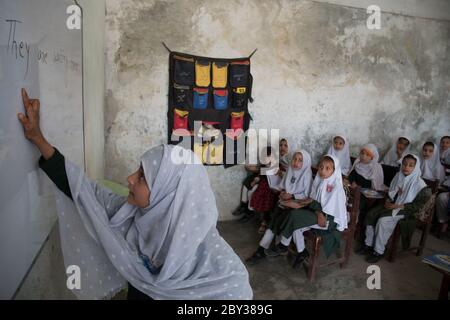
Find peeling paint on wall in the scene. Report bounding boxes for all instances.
[104,0,450,220]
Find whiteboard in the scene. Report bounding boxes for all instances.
[0,0,84,299]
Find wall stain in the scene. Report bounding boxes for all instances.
[104,0,450,218]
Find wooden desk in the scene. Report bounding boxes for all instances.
[428,265,450,300]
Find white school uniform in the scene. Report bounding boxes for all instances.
[259,150,314,249]
[365,154,427,255]
[288,155,348,253]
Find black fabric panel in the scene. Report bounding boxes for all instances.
[167,51,253,167]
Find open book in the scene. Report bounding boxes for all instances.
[422,252,450,273]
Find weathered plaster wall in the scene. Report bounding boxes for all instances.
[104,0,450,221]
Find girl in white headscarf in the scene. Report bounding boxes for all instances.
[246,150,313,264]
[248,155,347,268]
[381,136,411,167]
[439,136,450,163]
[18,89,253,300]
[348,144,385,191]
[439,136,450,187]
[357,154,431,263]
[436,136,450,236]
[420,141,445,182]
[279,138,291,173]
[327,135,351,176]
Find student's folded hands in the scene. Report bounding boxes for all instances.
[279,191,292,200]
[384,200,403,210]
[281,199,307,209]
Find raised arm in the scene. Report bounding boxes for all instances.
[17,88,55,160]
[17,88,72,199]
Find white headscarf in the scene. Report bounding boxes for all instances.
[279,139,291,171]
[420,143,445,182]
[388,154,427,217]
[440,147,450,187]
[381,136,411,167]
[55,144,253,300]
[309,154,348,232]
[439,145,450,163]
[327,135,351,175]
[279,150,312,199]
[262,151,283,190]
[350,143,385,191]
[280,154,291,170]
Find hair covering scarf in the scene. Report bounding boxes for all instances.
[350,143,385,191]
[278,150,313,199]
[327,135,351,175]
[55,144,253,300]
[309,154,348,232]
[420,143,445,182]
[382,136,411,167]
[388,154,427,217]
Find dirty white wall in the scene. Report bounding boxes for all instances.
[104,0,450,221]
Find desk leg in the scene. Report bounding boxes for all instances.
[438,274,449,300]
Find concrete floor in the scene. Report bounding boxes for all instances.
[217,218,450,300]
[15,217,450,300]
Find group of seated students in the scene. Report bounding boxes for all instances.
[232,135,450,267]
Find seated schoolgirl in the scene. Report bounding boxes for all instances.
[348,144,385,191]
[271,155,348,268]
[436,138,450,237]
[439,135,450,188]
[233,135,289,216]
[420,141,445,182]
[381,136,411,167]
[356,154,431,263]
[232,162,262,218]
[245,150,313,264]
[439,136,450,163]
[249,147,283,232]
[327,135,351,176]
[279,138,291,173]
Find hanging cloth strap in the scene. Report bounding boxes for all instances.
[162,42,172,53]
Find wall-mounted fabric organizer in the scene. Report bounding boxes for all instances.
[166,46,255,167]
